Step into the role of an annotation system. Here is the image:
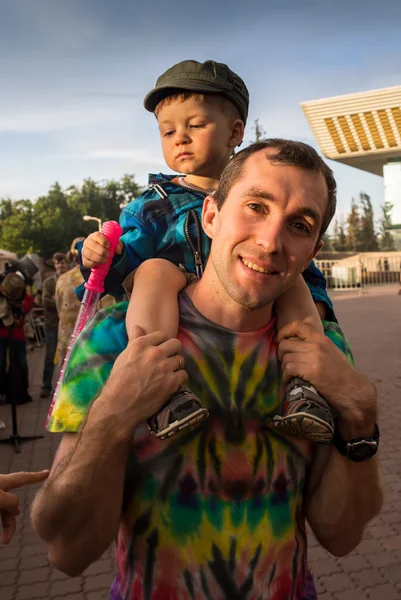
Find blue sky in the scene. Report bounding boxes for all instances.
[1,0,400,229]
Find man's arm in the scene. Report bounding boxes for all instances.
[277,319,383,556]
[55,278,62,316]
[31,326,187,576]
[305,439,382,556]
[31,416,131,576]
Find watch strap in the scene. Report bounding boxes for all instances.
[333,423,380,461]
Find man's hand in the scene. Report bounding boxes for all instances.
[277,318,377,438]
[95,326,188,434]
[82,233,123,269]
[0,470,49,544]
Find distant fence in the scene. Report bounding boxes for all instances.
[315,254,401,291]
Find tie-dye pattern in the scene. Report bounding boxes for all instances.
[47,293,353,600]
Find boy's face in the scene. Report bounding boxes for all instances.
[157,96,240,179]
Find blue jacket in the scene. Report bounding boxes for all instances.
[77,173,335,320]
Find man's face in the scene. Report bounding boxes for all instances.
[203,151,327,310]
[54,260,67,276]
[157,96,238,180]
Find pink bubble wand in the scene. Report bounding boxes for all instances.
[46,221,122,426]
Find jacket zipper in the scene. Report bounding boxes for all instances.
[149,179,206,278]
[184,210,204,278]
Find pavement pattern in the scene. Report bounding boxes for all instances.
[0,283,400,599]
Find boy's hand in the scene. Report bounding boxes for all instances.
[0,470,49,544]
[82,233,123,269]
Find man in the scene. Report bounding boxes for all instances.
[55,239,86,367]
[40,253,67,398]
[31,140,382,600]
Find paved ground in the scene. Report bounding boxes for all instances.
[0,283,400,599]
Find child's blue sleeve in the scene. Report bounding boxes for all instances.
[76,211,156,300]
[303,260,336,322]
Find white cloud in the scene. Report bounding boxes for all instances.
[0,103,126,134]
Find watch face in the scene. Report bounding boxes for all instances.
[347,442,377,462]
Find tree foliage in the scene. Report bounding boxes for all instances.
[252,119,266,143]
[345,199,361,252]
[358,192,379,251]
[0,175,143,258]
[330,192,395,253]
[379,202,396,251]
[332,218,347,251]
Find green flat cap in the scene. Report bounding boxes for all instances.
[144,59,249,125]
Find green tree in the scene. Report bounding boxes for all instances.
[321,232,334,251]
[0,199,37,255]
[345,198,361,251]
[379,202,396,251]
[0,174,143,258]
[332,218,347,251]
[33,183,78,256]
[358,192,379,251]
[252,119,266,143]
[118,174,143,208]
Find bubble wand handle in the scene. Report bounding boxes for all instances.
[46,221,123,428]
[85,220,123,293]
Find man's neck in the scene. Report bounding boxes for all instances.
[186,268,274,332]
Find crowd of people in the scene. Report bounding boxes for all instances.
[0,238,115,408]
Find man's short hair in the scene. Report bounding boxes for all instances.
[214,139,337,240]
[53,253,67,263]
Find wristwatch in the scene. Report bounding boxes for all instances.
[333,424,380,462]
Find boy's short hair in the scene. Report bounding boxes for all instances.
[154,91,241,122]
[144,60,249,125]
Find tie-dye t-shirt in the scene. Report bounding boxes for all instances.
[47,292,353,600]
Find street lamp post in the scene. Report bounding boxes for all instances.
[83,215,102,231]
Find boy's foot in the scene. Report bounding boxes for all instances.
[40,387,51,398]
[147,387,209,439]
[272,377,334,443]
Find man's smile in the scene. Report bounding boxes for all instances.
[240,257,280,276]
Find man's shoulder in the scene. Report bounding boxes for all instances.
[47,301,129,434]
[43,274,56,284]
[322,319,354,364]
[79,301,129,349]
[43,275,56,289]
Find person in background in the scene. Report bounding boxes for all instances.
[33,289,43,307]
[40,253,67,398]
[55,239,116,367]
[0,273,34,404]
[55,240,85,366]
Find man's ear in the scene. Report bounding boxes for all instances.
[228,119,245,149]
[303,239,323,271]
[202,195,219,239]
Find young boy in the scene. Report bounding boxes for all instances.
[80,59,335,442]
